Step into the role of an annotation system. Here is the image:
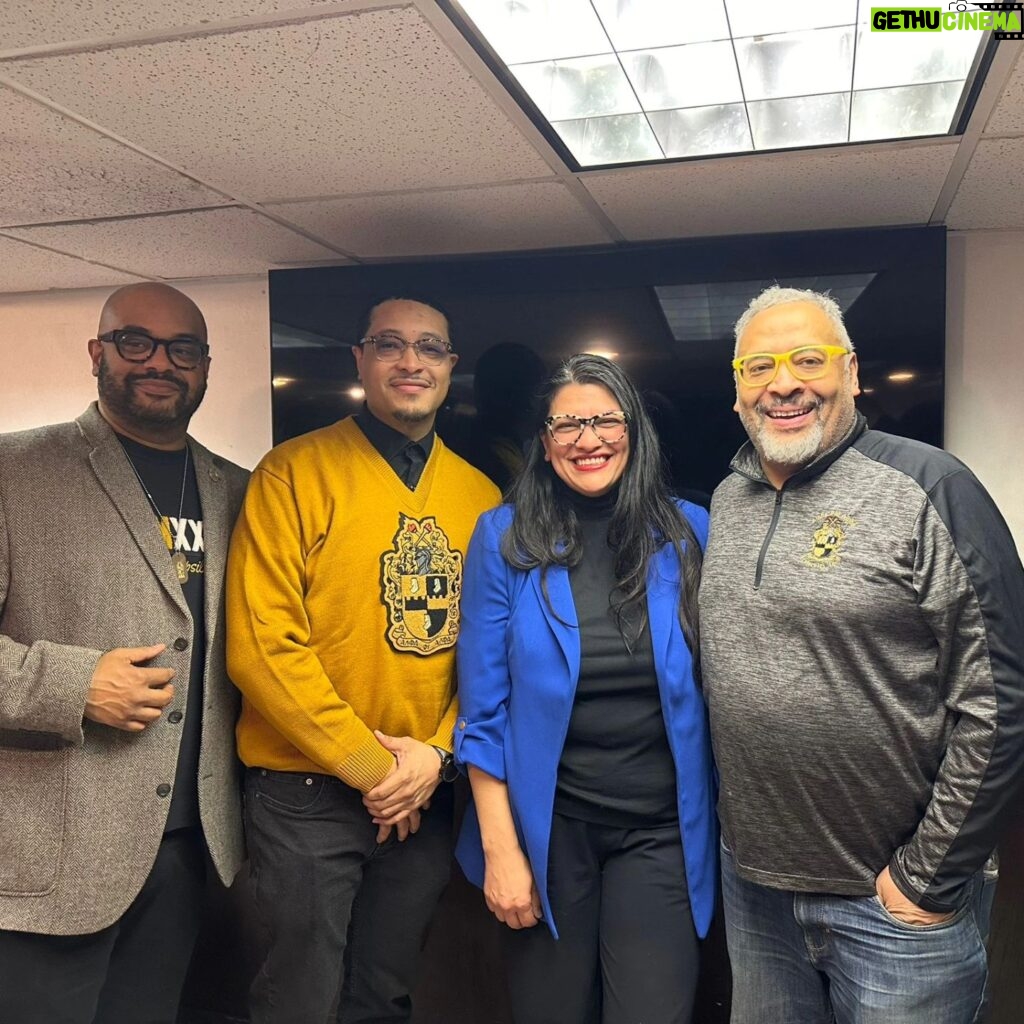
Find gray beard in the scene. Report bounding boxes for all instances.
[751,416,826,466]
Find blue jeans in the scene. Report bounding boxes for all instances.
[721,845,993,1024]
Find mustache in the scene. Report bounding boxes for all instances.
[757,395,822,413]
[128,371,186,392]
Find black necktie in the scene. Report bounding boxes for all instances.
[402,443,425,490]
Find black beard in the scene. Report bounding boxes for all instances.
[97,355,206,431]
[392,407,432,424]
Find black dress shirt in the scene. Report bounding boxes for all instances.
[354,406,435,490]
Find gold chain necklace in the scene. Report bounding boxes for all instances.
[122,444,191,585]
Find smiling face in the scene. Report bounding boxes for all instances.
[733,300,860,488]
[352,299,457,440]
[541,382,631,498]
[88,283,209,449]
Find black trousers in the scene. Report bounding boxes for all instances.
[0,827,207,1024]
[504,814,700,1024]
[244,768,453,1024]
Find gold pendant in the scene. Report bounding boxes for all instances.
[172,551,190,584]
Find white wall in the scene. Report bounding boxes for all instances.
[946,230,1024,550]
[0,276,271,469]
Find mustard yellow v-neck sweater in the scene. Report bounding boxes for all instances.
[227,417,500,791]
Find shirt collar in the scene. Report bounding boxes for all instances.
[354,404,435,461]
[729,412,868,488]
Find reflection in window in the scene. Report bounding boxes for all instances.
[513,55,640,121]
[748,93,851,150]
[648,105,752,159]
[620,42,742,111]
[552,112,663,164]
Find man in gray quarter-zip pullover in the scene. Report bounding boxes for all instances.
[700,285,1024,1024]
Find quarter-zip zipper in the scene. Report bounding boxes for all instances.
[754,488,785,589]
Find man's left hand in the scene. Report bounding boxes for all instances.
[363,731,441,824]
[875,866,954,926]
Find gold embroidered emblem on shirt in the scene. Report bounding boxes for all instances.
[380,513,462,655]
[802,512,857,570]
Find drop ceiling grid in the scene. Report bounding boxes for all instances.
[0,86,230,227]
[0,0,373,51]
[578,143,959,240]
[946,137,1024,229]
[984,46,1024,135]
[3,207,344,279]
[2,7,556,204]
[0,234,147,292]
[267,180,611,256]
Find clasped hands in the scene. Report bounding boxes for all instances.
[364,730,442,845]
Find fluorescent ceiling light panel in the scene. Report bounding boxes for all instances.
[452,0,988,168]
[592,0,731,49]
[655,273,876,344]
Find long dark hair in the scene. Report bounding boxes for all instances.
[502,354,702,658]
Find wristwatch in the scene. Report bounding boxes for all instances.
[431,745,459,783]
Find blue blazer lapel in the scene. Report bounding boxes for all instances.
[530,564,580,678]
[647,543,680,681]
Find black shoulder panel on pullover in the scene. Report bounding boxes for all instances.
[854,429,1024,911]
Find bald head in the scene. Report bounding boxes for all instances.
[90,283,210,449]
[98,283,207,343]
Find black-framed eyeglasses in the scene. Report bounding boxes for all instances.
[98,329,209,371]
[358,334,454,366]
[544,411,630,446]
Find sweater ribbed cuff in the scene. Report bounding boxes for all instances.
[336,734,397,793]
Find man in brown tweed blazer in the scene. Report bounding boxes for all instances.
[0,283,249,1023]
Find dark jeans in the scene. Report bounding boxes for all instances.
[503,813,700,1024]
[722,844,995,1024]
[0,827,207,1024]
[244,767,453,1024]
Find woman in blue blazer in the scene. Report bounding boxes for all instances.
[455,354,716,1024]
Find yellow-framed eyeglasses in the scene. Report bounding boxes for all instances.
[732,345,851,387]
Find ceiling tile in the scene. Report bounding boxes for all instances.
[580,143,957,239]
[0,87,226,227]
[985,46,1024,135]
[4,208,342,279]
[947,137,1024,229]
[0,0,347,50]
[5,8,553,200]
[267,182,610,257]
[0,234,145,292]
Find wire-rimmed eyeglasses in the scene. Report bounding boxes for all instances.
[359,334,454,366]
[732,345,851,387]
[544,411,630,446]
[97,329,209,371]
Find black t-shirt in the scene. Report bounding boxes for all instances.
[554,487,678,827]
[117,435,206,832]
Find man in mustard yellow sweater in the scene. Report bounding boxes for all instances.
[227,297,500,1024]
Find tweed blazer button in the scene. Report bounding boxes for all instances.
[168,711,183,724]
[173,637,189,651]
[156,783,172,798]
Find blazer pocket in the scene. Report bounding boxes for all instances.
[0,747,69,896]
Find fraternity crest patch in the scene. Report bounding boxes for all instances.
[380,513,463,655]
[802,512,857,571]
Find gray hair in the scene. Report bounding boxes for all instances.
[733,286,854,356]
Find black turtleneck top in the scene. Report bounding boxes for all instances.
[553,483,678,827]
